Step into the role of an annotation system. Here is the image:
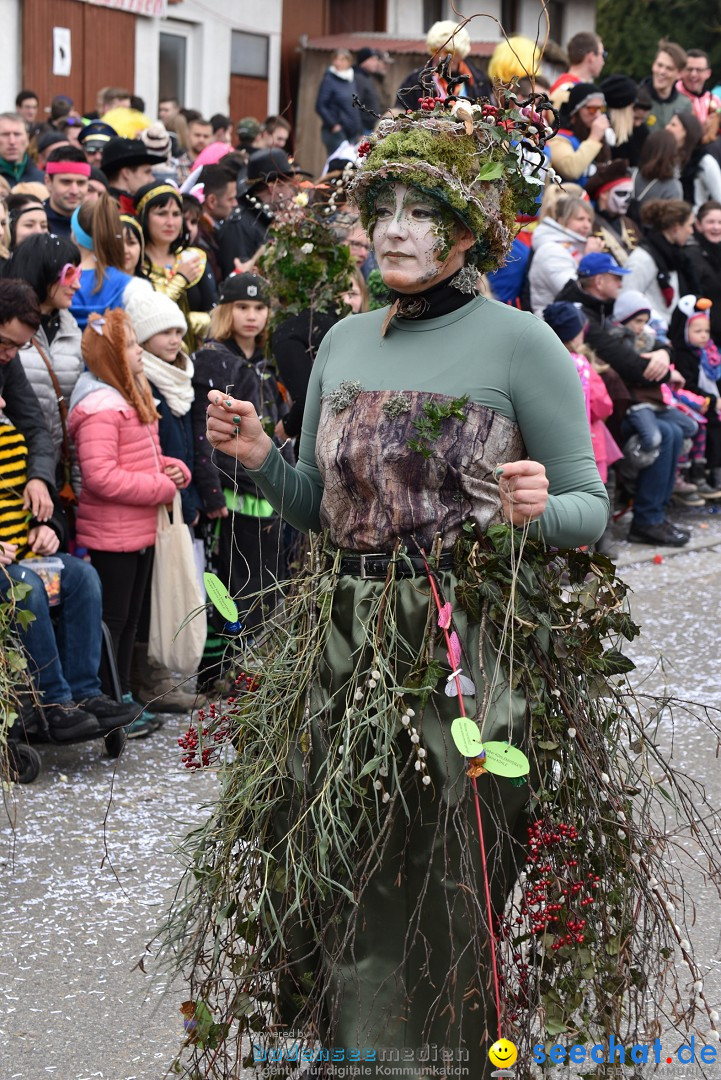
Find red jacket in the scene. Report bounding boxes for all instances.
[68,383,190,552]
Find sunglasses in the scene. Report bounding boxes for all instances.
[57,262,82,287]
[583,105,606,115]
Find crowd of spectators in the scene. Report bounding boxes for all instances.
[2,20,721,752]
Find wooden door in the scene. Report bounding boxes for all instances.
[229,75,270,126]
[22,0,135,117]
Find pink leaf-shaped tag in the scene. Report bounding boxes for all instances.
[438,602,453,630]
[446,631,462,670]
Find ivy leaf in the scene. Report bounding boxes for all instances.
[595,649,636,675]
[477,161,506,180]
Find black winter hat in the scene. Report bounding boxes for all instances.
[567,82,606,116]
[356,47,381,65]
[218,272,270,306]
[599,74,638,110]
[237,148,310,196]
[100,136,160,177]
[37,130,69,154]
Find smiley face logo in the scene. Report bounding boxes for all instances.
[488,1038,518,1069]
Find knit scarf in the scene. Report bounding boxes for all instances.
[141,349,195,417]
[642,230,697,307]
[0,154,29,184]
[700,340,721,384]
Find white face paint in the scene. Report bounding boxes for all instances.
[372,184,445,292]
[605,182,633,216]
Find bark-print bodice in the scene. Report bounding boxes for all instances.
[315,388,526,551]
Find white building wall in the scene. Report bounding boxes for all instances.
[559,0,597,42]
[136,0,282,118]
[0,0,22,112]
[384,0,595,44]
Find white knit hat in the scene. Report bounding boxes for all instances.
[126,289,187,342]
[137,121,172,161]
[425,20,471,59]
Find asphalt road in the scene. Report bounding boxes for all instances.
[2,514,721,1080]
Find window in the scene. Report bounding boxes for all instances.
[500,0,519,34]
[159,32,187,103]
[546,1,565,44]
[231,30,269,79]
[423,0,444,26]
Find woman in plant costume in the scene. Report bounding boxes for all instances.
[167,75,721,1080]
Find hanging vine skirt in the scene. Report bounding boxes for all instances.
[161,527,721,1080]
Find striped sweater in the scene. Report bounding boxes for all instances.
[0,420,31,560]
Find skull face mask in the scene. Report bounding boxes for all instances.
[603,181,633,216]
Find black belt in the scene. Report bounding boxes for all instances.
[338,552,454,580]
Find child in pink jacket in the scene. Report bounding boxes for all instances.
[543,301,623,557]
[68,309,190,734]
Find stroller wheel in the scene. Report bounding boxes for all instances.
[104,727,126,759]
[7,742,42,784]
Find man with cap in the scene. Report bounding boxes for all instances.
[353,48,386,131]
[557,252,689,546]
[585,159,641,265]
[43,146,90,239]
[0,111,44,188]
[85,168,109,206]
[217,148,306,277]
[236,117,263,154]
[100,136,160,214]
[549,83,611,185]
[78,120,116,170]
[36,131,70,171]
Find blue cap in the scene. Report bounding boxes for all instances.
[577,252,632,278]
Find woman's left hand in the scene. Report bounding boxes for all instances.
[164,463,187,488]
[496,459,549,525]
[23,478,53,522]
[27,524,60,555]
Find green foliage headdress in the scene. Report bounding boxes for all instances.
[351,80,558,274]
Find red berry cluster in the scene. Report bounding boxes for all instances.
[520,819,600,948]
[357,140,372,158]
[418,96,439,112]
[178,702,226,770]
[177,671,258,770]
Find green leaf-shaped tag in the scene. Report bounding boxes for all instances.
[451,716,484,758]
[203,572,238,622]
[482,741,530,778]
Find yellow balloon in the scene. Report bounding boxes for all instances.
[488,1038,518,1069]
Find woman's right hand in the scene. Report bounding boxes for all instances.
[176,251,203,283]
[206,393,272,470]
[590,114,610,142]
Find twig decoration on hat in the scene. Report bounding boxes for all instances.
[351,68,559,275]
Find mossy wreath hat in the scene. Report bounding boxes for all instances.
[350,70,559,273]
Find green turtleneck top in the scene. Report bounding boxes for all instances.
[247,296,609,549]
